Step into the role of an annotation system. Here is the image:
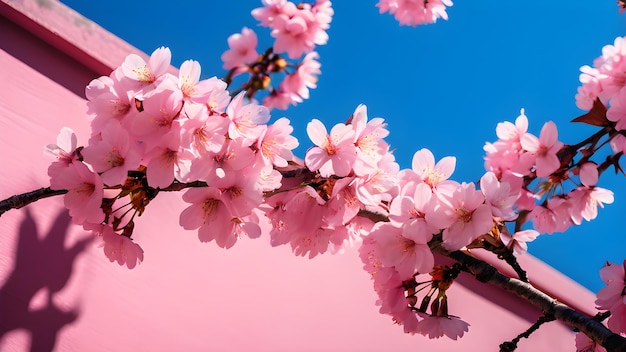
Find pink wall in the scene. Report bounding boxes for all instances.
[0,1,597,351]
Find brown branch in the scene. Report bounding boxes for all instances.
[0,180,209,218]
[0,187,67,217]
[429,240,626,352]
[499,314,556,352]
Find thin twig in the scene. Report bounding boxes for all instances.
[499,314,555,352]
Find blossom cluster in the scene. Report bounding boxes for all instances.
[221,0,332,109]
[46,47,300,268]
[484,110,614,236]
[37,1,626,346]
[376,0,453,27]
[576,36,626,154]
[264,104,398,257]
[353,103,621,338]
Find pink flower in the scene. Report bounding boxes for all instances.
[221,27,259,70]
[265,187,337,258]
[262,88,300,110]
[610,134,626,154]
[100,225,144,269]
[520,121,564,178]
[528,197,572,234]
[607,89,626,131]
[51,161,105,226]
[144,128,193,189]
[131,75,184,146]
[180,187,260,249]
[353,152,399,210]
[252,0,288,27]
[595,260,626,334]
[262,1,332,59]
[178,60,215,103]
[45,127,80,180]
[416,312,470,340]
[411,148,456,189]
[325,178,361,226]
[575,331,607,352]
[179,104,228,158]
[85,74,133,133]
[479,172,519,221]
[121,47,171,84]
[81,121,141,186]
[575,66,603,110]
[204,77,232,113]
[388,182,438,237]
[226,92,271,142]
[569,163,614,225]
[377,0,453,27]
[351,104,390,176]
[429,182,493,251]
[500,229,539,256]
[483,110,532,178]
[280,51,321,100]
[259,117,299,167]
[369,222,434,279]
[305,119,357,177]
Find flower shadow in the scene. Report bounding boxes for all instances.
[0,208,93,351]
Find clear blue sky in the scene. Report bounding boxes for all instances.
[60,0,625,292]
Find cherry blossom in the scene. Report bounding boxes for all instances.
[429,182,493,251]
[305,119,357,177]
[121,46,171,84]
[500,229,539,256]
[258,117,299,167]
[595,260,626,334]
[377,0,453,27]
[180,187,259,249]
[221,27,259,70]
[369,222,434,279]
[280,51,321,101]
[520,121,563,178]
[81,121,141,186]
[45,127,80,178]
[100,225,144,269]
[226,92,271,141]
[569,163,614,225]
[178,60,214,103]
[575,331,607,352]
[416,312,470,340]
[411,148,456,190]
[51,161,105,226]
[351,104,390,176]
[479,171,519,221]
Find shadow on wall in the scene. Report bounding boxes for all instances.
[0,208,93,351]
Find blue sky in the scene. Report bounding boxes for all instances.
[60,0,625,292]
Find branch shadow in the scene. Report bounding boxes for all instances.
[0,208,93,351]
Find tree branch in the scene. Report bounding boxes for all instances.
[429,240,626,352]
[0,187,67,217]
[0,180,210,218]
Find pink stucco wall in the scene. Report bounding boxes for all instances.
[0,1,598,351]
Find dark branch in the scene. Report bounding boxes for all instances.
[499,314,555,352]
[0,187,67,217]
[0,180,209,218]
[428,239,626,352]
